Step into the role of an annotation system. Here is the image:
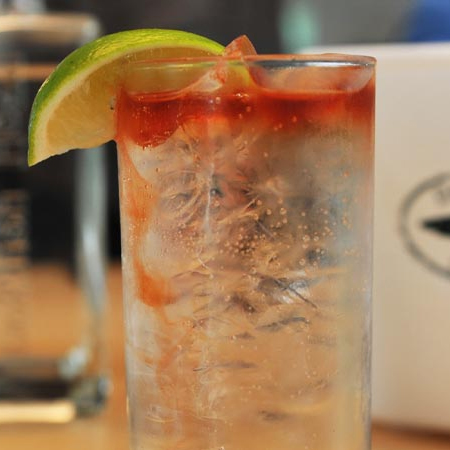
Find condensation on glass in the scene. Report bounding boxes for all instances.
[116,55,375,450]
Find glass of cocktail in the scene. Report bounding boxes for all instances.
[116,54,375,450]
[27,29,375,450]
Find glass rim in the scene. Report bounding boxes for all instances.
[125,53,376,69]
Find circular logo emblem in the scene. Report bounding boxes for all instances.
[399,173,450,279]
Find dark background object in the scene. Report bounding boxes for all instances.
[45,0,281,53]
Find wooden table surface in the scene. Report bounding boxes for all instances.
[1,265,449,450]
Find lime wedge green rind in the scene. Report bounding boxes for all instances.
[28,29,224,165]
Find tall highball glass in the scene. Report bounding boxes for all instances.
[116,55,375,450]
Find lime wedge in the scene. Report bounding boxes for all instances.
[28,29,224,165]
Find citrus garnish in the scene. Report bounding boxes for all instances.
[28,29,224,165]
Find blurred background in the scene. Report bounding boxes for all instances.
[2,0,450,433]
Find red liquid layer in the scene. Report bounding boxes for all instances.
[116,81,374,148]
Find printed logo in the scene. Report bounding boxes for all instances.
[399,173,450,279]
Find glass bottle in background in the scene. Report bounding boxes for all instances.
[0,0,108,423]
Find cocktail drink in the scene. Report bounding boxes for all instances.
[116,55,375,450]
[26,29,374,449]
